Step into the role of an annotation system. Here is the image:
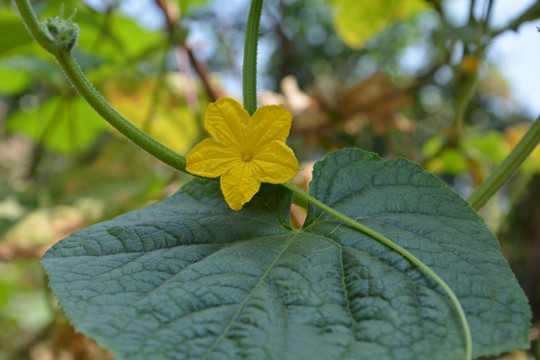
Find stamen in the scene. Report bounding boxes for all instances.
[241,152,253,162]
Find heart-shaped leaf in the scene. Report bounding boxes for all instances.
[41,149,531,360]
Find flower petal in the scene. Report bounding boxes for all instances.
[252,140,299,183]
[250,104,292,148]
[220,162,261,210]
[205,98,250,148]
[186,138,240,177]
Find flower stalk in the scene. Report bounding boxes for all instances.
[242,0,263,115]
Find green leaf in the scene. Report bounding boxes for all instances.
[0,62,30,95]
[0,8,34,57]
[178,0,210,16]
[329,0,428,49]
[103,77,200,155]
[41,149,530,359]
[74,11,164,62]
[0,55,65,93]
[6,95,107,155]
[425,148,469,174]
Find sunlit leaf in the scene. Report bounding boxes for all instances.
[104,77,200,155]
[329,0,429,49]
[0,63,30,95]
[424,126,540,176]
[75,11,164,62]
[464,131,509,165]
[178,0,210,16]
[504,123,540,174]
[6,96,107,155]
[425,148,469,175]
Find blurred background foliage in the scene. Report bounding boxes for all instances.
[0,0,539,359]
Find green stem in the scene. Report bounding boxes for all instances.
[282,182,473,360]
[453,74,477,140]
[468,117,540,210]
[15,0,56,53]
[483,0,495,28]
[58,49,187,171]
[242,0,263,115]
[14,0,187,173]
[468,0,477,23]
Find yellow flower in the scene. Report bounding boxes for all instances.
[186,97,299,210]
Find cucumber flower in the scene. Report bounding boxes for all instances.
[186,97,299,210]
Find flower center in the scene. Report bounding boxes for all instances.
[241,151,253,162]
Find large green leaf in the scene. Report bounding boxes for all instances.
[41,149,530,359]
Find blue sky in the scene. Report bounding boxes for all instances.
[446,0,539,117]
[86,0,539,118]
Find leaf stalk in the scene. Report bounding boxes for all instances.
[468,117,540,209]
[282,182,473,360]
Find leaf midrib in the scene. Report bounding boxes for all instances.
[200,231,300,360]
[305,231,439,358]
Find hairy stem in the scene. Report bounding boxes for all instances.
[15,0,56,52]
[282,182,473,360]
[242,0,263,115]
[56,50,188,171]
[14,0,188,173]
[468,117,540,209]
